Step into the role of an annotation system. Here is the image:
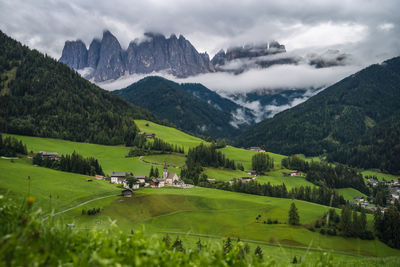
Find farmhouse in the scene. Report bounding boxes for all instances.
[248,147,265,152]
[135,175,146,184]
[290,170,301,177]
[39,151,59,160]
[246,170,257,176]
[110,172,133,184]
[237,177,255,183]
[139,132,156,138]
[150,178,165,188]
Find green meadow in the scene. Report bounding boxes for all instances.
[362,170,398,182]
[135,120,207,151]
[60,187,400,257]
[203,167,252,181]
[0,158,120,213]
[142,153,186,168]
[3,133,179,177]
[337,188,367,201]
[219,146,286,170]
[256,170,314,190]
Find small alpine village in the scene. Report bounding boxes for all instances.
[1,1,400,266]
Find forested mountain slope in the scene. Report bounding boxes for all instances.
[237,57,400,156]
[114,76,250,139]
[0,30,157,145]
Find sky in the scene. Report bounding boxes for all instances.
[0,0,399,94]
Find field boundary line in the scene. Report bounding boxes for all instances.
[43,194,117,221]
[147,230,372,258]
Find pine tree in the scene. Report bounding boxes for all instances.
[149,166,154,178]
[254,245,263,259]
[352,211,359,237]
[223,237,232,254]
[360,209,367,233]
[340,204,353,237]
[154,167,159,178]
[289,202,300,225]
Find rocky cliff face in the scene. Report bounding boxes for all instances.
[210,41,294,73]
[59,30,214,82]
[59,40,88,69]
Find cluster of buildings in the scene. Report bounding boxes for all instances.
[138,132,156,138]
[38,151,59,160]
[110,163,189,193]
[366,177,400,205]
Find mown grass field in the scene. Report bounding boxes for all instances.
[362,170,399,182]
[60,187,400,257]
[0,158,120,213]
[219,146,286,170]
[337,188,367,201]
[135,120,207,152]
[142,153,186,168]
[203,167,252,181]
[3,133,179,177]
[256,170,314,190]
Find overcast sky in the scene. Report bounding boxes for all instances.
[1,0,399,60]
[0,0,399,95]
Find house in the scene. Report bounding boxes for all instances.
[207,178,216,182]
[95,175,104,180]
[123,180,140,190]
[248,147,265,152]
[39,151,59,160]
[237,177,255,183]
[110,172,133,184]
[163,162,180,185]
[150,178,165,188]
[354,196,364,202]
[246,170,257,176]
[139,132,156,138]
[86,179,93,182]
[121,189,133,197]
[290,170,301,177]
[134,176,146,184]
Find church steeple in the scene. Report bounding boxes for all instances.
[163,162,168,179]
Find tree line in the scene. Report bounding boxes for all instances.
[199,179,346,208]
[311,206,373,240]
[0,134,27,157]
[181,143,237,185]
[33,151,104,176]
[282,155,368,194]
[374,206,400,249]
[128,135,184,157]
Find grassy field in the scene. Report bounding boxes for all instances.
[142,153,186,168]
[256,170,314,190]
[337,188,367,201]
[0,158,120,213]
[203,168,252,181]
[3,133,179,177]
[60,187,400,257]
[218,146,286,170]
[135,120,207,151]
[362,170,399,182]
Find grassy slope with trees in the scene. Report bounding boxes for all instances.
[0,30,157,146]
[237,57,400,173]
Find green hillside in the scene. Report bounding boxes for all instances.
[114,76,243,139]
[60,187,400,257]
[237,57,400,173]
[0,30,156,146]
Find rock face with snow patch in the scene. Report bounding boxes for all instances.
[59,30,214,82]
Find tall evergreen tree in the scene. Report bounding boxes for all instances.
[288,203,300,225]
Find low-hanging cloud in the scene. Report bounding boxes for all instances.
[98,63,361,94]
